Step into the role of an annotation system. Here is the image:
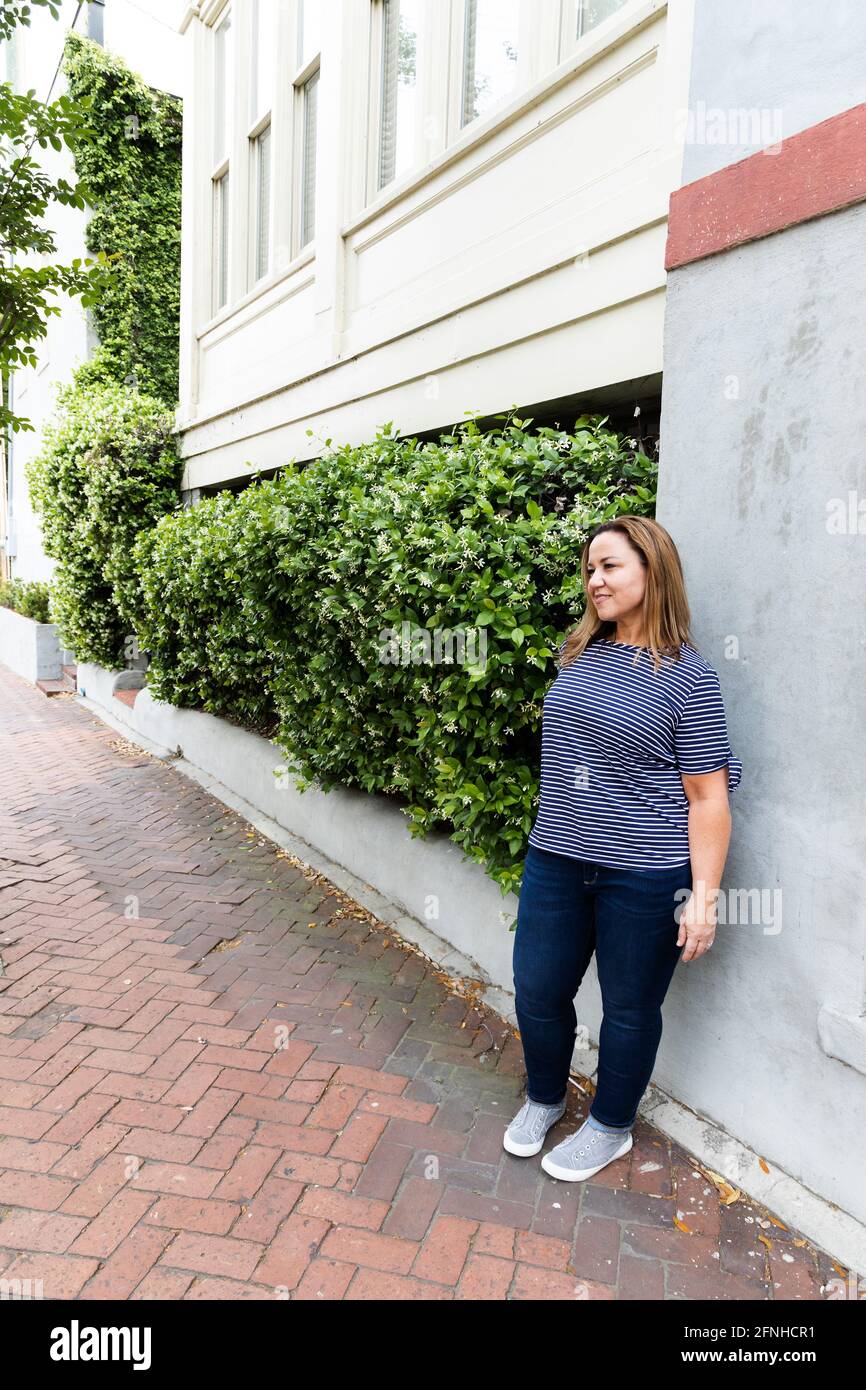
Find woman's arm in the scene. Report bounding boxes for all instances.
[678,767,732,962]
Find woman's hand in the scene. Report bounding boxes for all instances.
[679,770,730,962]
[677,888,716,962]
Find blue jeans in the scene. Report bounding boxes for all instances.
[512,843,692,1128]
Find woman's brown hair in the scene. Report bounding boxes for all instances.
[559,516,696,674]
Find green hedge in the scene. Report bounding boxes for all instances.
[26,378,182,667]
[130,415,657,895]
[132,487,277,732]
[0,578,51,624]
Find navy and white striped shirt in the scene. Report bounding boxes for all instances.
[527,638,742,870]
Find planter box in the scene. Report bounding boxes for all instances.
[0,605,62,684]
[75,661,146,707]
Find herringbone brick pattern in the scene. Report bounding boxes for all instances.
[0,668,847,1299]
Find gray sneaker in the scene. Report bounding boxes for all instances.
[540,1117,633,1181]
[503,1096,567,1157]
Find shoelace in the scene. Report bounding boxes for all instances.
[522,1103,545,1140]
[569,1125,623,1157]
[514,1101,558,1140]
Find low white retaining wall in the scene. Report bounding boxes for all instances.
[0,606,62,684]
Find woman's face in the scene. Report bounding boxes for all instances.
[586,531,647,626]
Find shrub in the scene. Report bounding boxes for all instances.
[26,377,182,667]
[20,37,183,668]
[0,578,52,624]
[131,488,276,732]
[129,413,656,895]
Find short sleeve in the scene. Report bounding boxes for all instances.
[674,667,742,793]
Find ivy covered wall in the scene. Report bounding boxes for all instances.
[62,31,182,404]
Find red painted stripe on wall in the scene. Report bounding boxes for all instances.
[665,100,866,270]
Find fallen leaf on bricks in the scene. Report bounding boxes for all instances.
[696,1165,741,1205]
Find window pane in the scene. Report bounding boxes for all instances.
[255,124,271,280]
[214,9,233,165]
[297,0,320,69]
[378,0,421,190]
[213,171,230,310]
[250,0,274,123]
[214,20,224,161]
[301,70,318,247]
[220,174,230,307]
[461,0,518,128]
[577,0,629,39]
[87,0,104,44]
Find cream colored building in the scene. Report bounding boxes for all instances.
[177,0,694,493]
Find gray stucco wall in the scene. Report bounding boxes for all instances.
[682,0,866,181]
[656,198,866,1225]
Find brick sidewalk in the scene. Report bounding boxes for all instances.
[0,667,846,1300]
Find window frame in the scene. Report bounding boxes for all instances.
[211,166,230,313]
[209,4,233,315]
[294,63,319,252]
[273,0,320,259]
[212,5,233,170]
[246,0,275,288]
[452,0,522,136]
[559,0,637,62]
[369,0,426,199]
[248,0,275,130]
[248,118,272,285]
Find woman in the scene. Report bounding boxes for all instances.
[504,515,742,1182]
